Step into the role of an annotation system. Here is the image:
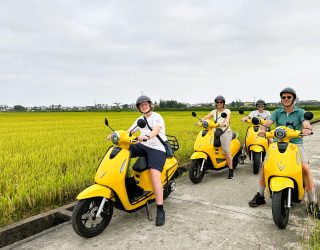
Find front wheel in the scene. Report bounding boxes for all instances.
[252,152,262,174]
[72,197,113,238]
[272,190,289,229]
[189,159,206,184]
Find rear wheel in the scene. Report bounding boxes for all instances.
[189,159,206,184]
[272,190,289,229]
[163,180,175,199]
[72,197,113,238]
[252,152,261,174]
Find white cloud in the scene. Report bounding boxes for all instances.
[1,0,320,106]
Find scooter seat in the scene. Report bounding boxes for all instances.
[132,156,149,172]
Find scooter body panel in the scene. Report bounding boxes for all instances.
[193,130,241,169]
[269,177,294,192]
[245,126,269,160]
[264,142,304,201]
[76,184,113,200]
[190,151,208,160]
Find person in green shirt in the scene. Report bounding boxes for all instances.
[248,87,319,218]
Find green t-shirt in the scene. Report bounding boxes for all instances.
[270,105,305,144]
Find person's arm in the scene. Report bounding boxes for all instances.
[201,112,213,121]
[242,111,254,122]
[258,119,274,137]
[301,120,312,136]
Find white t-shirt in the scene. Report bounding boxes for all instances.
[210,109,232,132]
[129,112,167,152]
[248,110,271,119]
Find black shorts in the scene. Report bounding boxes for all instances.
[129,144,166,172]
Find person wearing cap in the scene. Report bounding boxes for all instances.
[201,95,235,179]
[127,95,167,226]
[248,87,320,218]
[239,100,272,163]
[241,100,271,122]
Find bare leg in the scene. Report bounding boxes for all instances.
[150,169,163,205]
[225,153,233,169]
[302,162,314,192]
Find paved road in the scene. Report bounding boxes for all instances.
[4,123,320,250]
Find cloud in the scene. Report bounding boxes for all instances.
[1,0,320,106]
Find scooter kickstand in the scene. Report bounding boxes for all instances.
[146,202,153,221]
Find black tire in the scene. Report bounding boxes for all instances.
[252,152,261,174]
[272,190,289,229]
[163,180,175,199]
[189,159,206,184]
[232,149,242,170]
[72,197,113,238]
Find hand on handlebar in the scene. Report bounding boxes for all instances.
[105,134,111,141]
[138,135,149,142]
[301,128,313,136]
[241,117,248,122]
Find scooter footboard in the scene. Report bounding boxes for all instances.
[77,184,113,200]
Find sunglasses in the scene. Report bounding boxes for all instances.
[281,95,292,100]
[215,101,223,104]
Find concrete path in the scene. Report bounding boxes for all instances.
[4,123,320,250]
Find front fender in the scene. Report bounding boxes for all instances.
[77,184,113,200]
[190,152,208,160]
[249,145,264,153]
[270,177,294,192]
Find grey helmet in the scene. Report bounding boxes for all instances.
[280,87,296,101]
[256,99,266,107]
[136,95,152,109]
[214,95,226,103]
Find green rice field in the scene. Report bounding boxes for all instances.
[1,110,319,227]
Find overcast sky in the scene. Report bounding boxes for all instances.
[1,0,320,106]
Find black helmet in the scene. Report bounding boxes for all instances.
[256,99,266,107]
[280,87,296,101]
[214,95,225,103]
[136,95,152,109]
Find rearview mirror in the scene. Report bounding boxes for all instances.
[104,118,109,126]
[252,117,260,125]
[239,110,244,115]
[192,112,197,117]
[304,112,314,121]
[137,119,147,128]
[221,112,227,118]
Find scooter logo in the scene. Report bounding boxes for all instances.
[277,161,286,171]
[99,170,107,178]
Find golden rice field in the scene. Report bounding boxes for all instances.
[0,110,319,227]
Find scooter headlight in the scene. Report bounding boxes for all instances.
[274,128,286,139]
[202,121,209,129]
[111,132,120,145]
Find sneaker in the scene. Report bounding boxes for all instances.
[248,192,266,207]
[307,202,320,219]
[156,209,165,226]
[228,169,234,179]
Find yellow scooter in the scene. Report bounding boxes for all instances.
[239,110,269,174]
[264,112,313,229]
[72,118,179,237]
[189,112,241,183]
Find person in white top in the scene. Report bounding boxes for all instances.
[201,95,235,179]
[241,100,271,121]
[128,95,167,226]
[240,99,272,149]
